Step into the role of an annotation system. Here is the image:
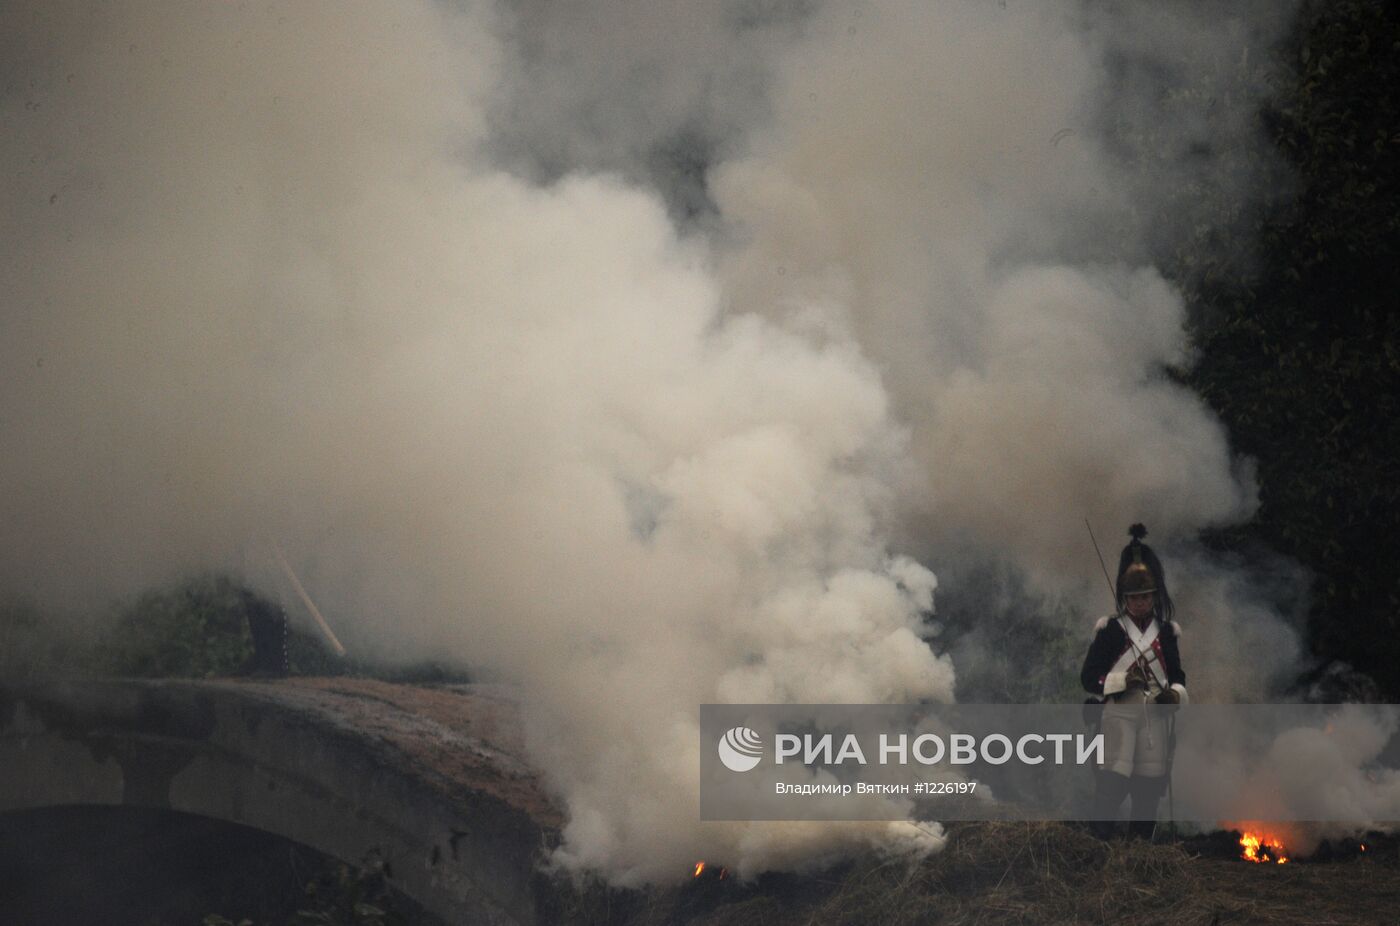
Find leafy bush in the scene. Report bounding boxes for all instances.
[1182,0,1400,694]
[94,574,253,678]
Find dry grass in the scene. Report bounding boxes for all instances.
[778,823,1205,926]
[553,822,1400,926]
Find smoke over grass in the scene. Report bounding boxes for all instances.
[1,0,1345,884]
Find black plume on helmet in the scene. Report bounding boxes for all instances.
[1115,523,1174,620]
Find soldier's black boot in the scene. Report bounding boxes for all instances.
[1090,820,1120,840]
[1127,775,1167,841]
[1091,772,1130,840]
[1127,820,1156,841]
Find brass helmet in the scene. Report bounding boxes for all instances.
[1115,523,1175,618]
[1119,559,1156,596]
[1116,523,1159,598]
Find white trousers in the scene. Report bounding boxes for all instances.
[1099,697,1169,777]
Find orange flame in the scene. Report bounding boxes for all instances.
[693,861,706,878]
[1239,831,1289,864]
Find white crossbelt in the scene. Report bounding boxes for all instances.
[1110,616,1168,690]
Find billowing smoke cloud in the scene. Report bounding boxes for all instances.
[1186,705,1400,856]
[705,1,1314,706]
[4,0,1368,884]
[714,2,1256,577]
[2,0,948,884]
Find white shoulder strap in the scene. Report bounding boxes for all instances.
[1110,616,1168,688]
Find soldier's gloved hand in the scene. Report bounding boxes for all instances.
[1155,687,1180,705]
[1124,664,1149,692]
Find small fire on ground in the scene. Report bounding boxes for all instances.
[692,861,728,880]
[1240,831,1289,864]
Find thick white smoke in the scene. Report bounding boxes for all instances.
[1183,705,1400,856]
[714,2,1257,578]
[707,1,1312,704]
[5,0,1362,883]
[2,0,948,884]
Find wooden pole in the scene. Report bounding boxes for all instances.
[273,543,347,657]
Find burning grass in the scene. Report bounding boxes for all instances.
[551,822,1397,926]
[1239,830,1290,864]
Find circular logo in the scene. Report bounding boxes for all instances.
[718,726,763,772]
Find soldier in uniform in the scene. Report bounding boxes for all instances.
[1081,524,1187,839]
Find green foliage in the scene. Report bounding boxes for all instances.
[83,573,357,679]
[94,574,254,678]
[1169,0,1400,693]
[1073,0,1400,694]
[9,570,466,684]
